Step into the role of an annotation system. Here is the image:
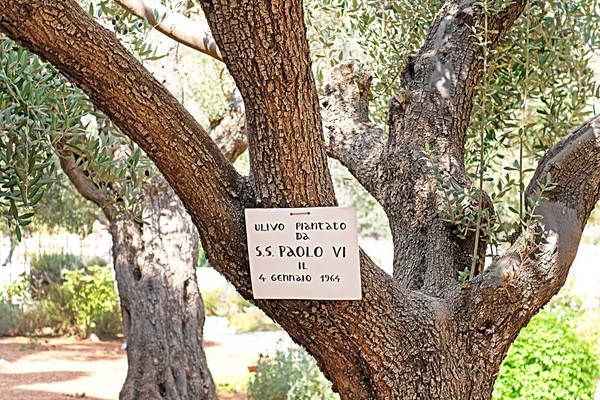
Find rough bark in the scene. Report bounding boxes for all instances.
[202,0,336,208]
[57,26,218,400]
[3,1,599,399]
[379,1,527,293]
[111,175,216,400]
[320,61,387,199]
[59,143,218,400]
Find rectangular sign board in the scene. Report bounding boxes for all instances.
[245,207,361,300]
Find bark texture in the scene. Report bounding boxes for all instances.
[60,142,218,400]
[111,175,215,400]
[3,0,600,399]
[57,26,218,400]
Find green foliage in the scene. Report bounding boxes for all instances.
[467,0,600,240]
[306,0,443,124]
[0,35,156,235]
[37,264,122,338]
[197,244,210,268]
[203,285,250,317]
[84,0,165,61]
[58,265,121,338]
[2,276,29,302]
[307,0,600,261]
[181,53,236,127]
[248,343,339,400]
[0,301,51,337]
[228,308,280,334]
[428,138,559,280]
[493,295,600,400]
[27,171,100,236]
[26,252,107,299]
[0,38,89,238]
[202,285,279,333]
[0,259,121,338]
[201,286,221,317]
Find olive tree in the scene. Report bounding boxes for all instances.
[1,0,600,399]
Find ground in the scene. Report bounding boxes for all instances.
[0,336,250,400]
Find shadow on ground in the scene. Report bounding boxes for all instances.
[0,371,102,400]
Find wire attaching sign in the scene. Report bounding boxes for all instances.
[244,207,361,300]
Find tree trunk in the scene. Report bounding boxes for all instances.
[112,26,217,400]
[111,175,215,400]
[56,24,218,400]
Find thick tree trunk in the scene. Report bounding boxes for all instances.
[112,27,217,400]
[111,175,215,400]
[56,25,218,400]
[59,137,218,400]
[4,1,600,399]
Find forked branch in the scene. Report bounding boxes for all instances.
[388,0,527,157]
[463,114,600,338]
[57,143,117,221]
[199,0,336,208]
[321,61,387,200]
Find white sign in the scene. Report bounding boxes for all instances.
[244,207,361,300]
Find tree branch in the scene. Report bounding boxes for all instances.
[114,0,222,61]
[116,0,386,193]
[208,99,247,162]
[379,0,527,293]
[57,143,118,221]
[200,0,336,208]
[389,0,526,157]
[320,61,387,200]
[0,0,246,265]
[462,114,600,345]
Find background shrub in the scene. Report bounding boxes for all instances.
[0,257,122,338]
[493,294,600,400]
[248,343,339,400]
[0,301,51,337]
[228,308,279,333]
[28,253,108,299]
[0,301,26,336]
[58,265,122,338]
[202,285,280,333]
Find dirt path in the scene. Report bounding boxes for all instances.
[0,337,247,400]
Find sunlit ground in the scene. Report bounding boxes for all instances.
[0,336,252,400]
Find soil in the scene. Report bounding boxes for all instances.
[0,337,247,400]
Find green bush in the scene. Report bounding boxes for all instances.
[228,308,280,333]
[28,253,108,299]
[0,301,51,337]
[202,285,247,317]
[2,276,29,302]
[41,283,76,334]
[493,295,600,400]
[248,343,339,400]
[0,264,122,338]
[59,265,122,338]
[202,285,280,333]
[0,301,24,336]
[198,244,211,268]
[202,286,221,317]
